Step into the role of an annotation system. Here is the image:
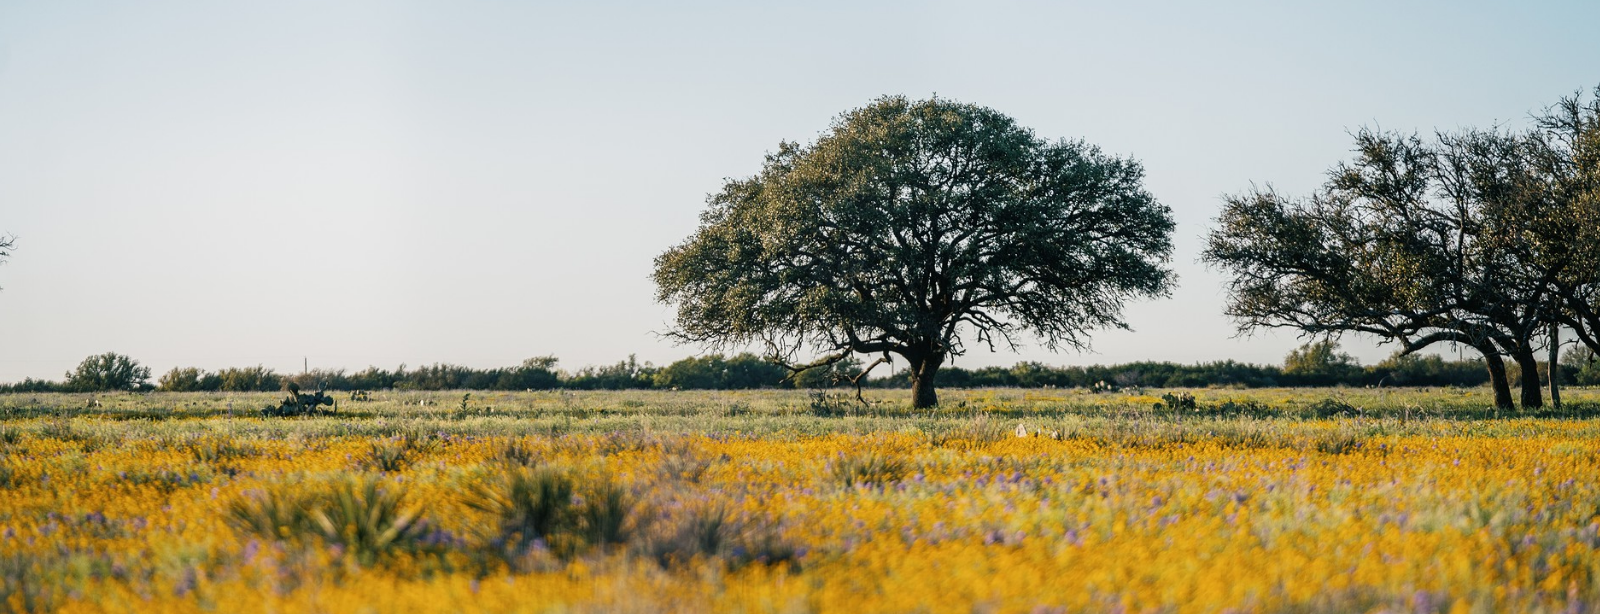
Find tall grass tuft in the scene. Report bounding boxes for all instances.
[227,486,314,542]
[463,468,578,555]
[309,479,431,566]
[829,452,907,487]
[227,478,435,566]
[578,481,636,549]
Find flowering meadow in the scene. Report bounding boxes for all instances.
[1,388,1597,613]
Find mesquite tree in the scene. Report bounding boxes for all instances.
[654,96,1175,408]
[1204,125,1573,411]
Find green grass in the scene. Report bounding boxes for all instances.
[2,386,1598,444]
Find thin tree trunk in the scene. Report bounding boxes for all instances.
[908,351,945,409]
[1512,348,1543,409]
[1482,350,1515,412]
[1549,322,1562,409]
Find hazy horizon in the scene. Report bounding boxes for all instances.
[2,1,1596,383]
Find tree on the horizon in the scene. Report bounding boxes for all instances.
[654,96,1176,408]
[1282,340,1361,385]
[65,352,151,392]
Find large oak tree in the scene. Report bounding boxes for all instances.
[654,96,1176,408]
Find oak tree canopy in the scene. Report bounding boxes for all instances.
[654,96,1176,408]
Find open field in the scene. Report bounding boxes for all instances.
[2,388,1598,613]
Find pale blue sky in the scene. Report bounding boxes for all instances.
[0,1,1596,381]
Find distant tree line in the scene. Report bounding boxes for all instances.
[6,342,1596,394]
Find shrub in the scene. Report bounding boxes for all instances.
[1158,392,1197,412]
[497,357,561,390]
[158,367,221,392]
[1281,340,1363,386]
[216,366,281,392]
[1202,399,1274,419]
[1306,398,1357,418]
[808,391,855,417]
[64,353,151,392]
[0,378,64,393]
[567,355,656,390]
[654,354,787,390]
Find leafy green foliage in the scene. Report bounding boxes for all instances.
[157,367,220,392]
[653,353,786,390]
[1204,85,1600,411]
[1157,392,1197,411]
[216,366,282,392]
[564,355,655,390]
[1282,341,1363,386]
[64,353,151,392]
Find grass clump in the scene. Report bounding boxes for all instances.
[464,468,646,562]
[644,505,727,565]
[577,481,636,549]
[185,436,260,466]
[495,438,542,467]
[464,467,579,558]
[642,506,802,570]
[362,434,440,472]
[226,485,315,542]
[1310,432,1367,455]
[310,479,433,566]
[226,478,437,566]
[829,452,907,487]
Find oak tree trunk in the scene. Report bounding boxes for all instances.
[1482,350,1515,412]
[908,351,946,409]
[1549,322,1562,409]
[1513,349,1543,409]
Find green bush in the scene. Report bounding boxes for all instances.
[216,366,281,392]
[654,354,784,390]
[64,353,151,392]
[157,367,221,392]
